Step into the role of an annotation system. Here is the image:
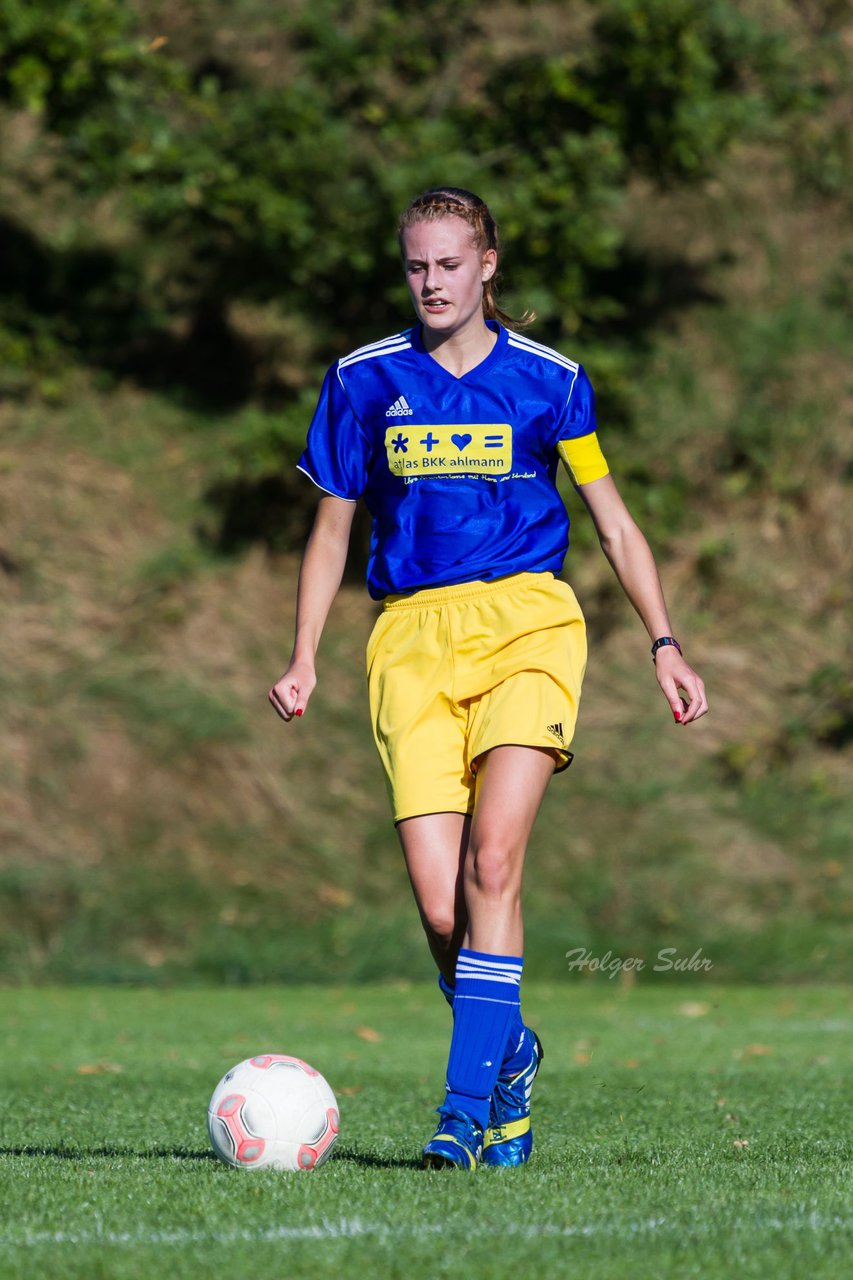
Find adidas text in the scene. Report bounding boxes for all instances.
[386,395,413,417]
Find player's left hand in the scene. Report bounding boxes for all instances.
[653,647,708,724]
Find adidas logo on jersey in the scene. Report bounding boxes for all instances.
[385,395,413,417]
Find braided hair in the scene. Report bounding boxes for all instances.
[398,187,529,330]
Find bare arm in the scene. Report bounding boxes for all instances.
[576,473,708,725]
[268,494,357,721]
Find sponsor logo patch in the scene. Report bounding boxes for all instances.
[385,423,513,477]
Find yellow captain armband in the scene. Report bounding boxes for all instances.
[557,433,610,486]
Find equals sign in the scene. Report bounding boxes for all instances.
[484,434,504,448]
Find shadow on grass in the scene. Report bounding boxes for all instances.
[2,1144,422,1170]
[331,1145,422,1171]
[1,1145,216,1162]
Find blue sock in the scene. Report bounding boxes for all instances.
[443,948,523,1132]
[438,969,529,1078]
[438,972,455,1009]
[500,1018,531,1077]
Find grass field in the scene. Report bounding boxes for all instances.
[0,983,850,1278]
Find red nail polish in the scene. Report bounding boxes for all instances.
[295,708,303,717]
[673,709,682,723]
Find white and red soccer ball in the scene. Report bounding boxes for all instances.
[207,1054,339,1172]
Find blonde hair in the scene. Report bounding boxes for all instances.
[398,187,531,330]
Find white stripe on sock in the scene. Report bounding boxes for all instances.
[457,955,523,974]
[453,994,520,1006]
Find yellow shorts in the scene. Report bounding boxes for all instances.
[366,572,587,822]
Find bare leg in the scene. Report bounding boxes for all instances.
[463,746,557,957]
[418,748,555,1149]
[396,811,471,984]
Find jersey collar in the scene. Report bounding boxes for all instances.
[410,320,507,382]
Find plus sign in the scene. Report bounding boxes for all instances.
[420,432,439,452]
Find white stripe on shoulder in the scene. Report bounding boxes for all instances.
[507,332,579,373]
[339,341,411,369]
[345,331,410,358]
[338,334,412,369]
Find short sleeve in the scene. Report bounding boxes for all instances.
[297,365,371,501]
[554,365,609,485]
[553,364,598,445]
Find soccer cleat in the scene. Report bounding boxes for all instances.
[482,1031,543,1167]
[422,1103,484,1170]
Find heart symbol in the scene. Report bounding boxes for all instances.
[451,433,472,451]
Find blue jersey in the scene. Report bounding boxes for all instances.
[297,321,599,599]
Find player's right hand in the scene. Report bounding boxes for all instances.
[268,660,316,722]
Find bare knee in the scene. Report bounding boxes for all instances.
[465,838,522,903]
[419,901,462,951]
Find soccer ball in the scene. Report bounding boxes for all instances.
[207,1054,339,1171]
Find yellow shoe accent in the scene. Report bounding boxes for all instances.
[423,1134,478,1169]
[483,1116,530,1149]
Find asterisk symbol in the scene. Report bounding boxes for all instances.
[392,433,409,453]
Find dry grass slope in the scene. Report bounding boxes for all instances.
[1,123,851,982]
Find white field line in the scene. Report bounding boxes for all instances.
[1,1211,849,1249]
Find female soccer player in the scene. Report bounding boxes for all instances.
[269,187,708,1170]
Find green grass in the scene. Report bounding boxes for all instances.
[0,984,850,1278]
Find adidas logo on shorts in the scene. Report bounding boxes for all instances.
[385,395,413,417]
[546,722,567,747]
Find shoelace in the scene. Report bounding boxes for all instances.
[492,1053,538,1115]
[438,1107,481,1143]
[491,1077,522,1114]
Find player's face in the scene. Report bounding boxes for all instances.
[401,218,497,340]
